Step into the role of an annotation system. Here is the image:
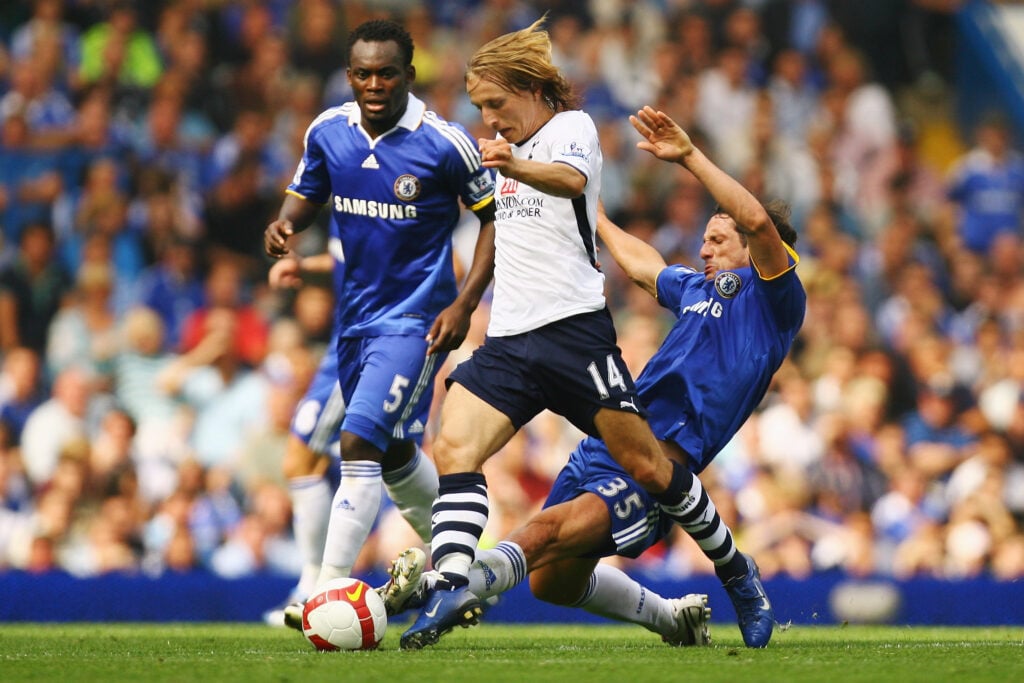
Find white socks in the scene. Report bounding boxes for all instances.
[382,448,438,544]
[467,542,528,599]
[571,563,677,637]
[288,474,332,598]
[317,460,382,585]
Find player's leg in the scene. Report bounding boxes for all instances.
[653,444,773,647]
[522,457,709,646]
[381,443,438,545]
[533,559,710,646]
[417,335,535,590]
[265,353,343,627]
[400,382,519,650]
[429,383,517,580]
[318,335,437,584]
[535,309,693,515]
[278,438,332,618]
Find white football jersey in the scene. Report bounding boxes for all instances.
[488,110,605,336]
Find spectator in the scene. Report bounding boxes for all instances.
[77,0,163,97]
[0,222,72,355]
[0,347,45,446]
[45,261,119,381]
[112,306,189,504]
[946,112,1024,256]
[178,257,269,365]
[159,306,269,469]
[0,113,64,253]
[19,365,94,489]
[0,57,76,149]
[9,0,82,94]
[131,234,204,352]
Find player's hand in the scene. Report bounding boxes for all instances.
[268,257,302,289]
[426,302,472,355]
[629,106,695,164]
[264,219,294,258]
[478,137,514,171]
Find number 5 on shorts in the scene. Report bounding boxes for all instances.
[383,374,411,413]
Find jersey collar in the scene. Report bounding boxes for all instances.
[347,93,425,132]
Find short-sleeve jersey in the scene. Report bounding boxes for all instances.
[640,248,806,472]
[946,148,1024,254]
[287,93,494,338]
[487,109,605,336]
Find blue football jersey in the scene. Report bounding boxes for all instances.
[287,94,495,338]
[639,250,806,472]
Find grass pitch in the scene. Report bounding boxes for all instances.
[1,622,1021,683]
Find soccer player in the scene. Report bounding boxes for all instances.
[402,20,705,649]
[260,253,341,627]
[394,106,805,649]
[263,19,496,624]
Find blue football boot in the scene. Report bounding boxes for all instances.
[723,553,774,648]
[399,583,484,650]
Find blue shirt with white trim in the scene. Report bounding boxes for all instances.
[287,93,494,338]
[639,251,806,472]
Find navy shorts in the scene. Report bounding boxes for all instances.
[448,308,645,437]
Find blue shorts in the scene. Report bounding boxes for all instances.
[448,309,645,437]
[338,335,443,452]
[290,348,343,456]
[544,436,673,559]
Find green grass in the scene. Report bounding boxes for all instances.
[1,622,1021,683]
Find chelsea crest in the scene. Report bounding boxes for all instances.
[714,271,741,298]
[394,174,421,201]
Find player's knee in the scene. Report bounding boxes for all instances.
[282,438,322,479]
[624,457,663,492]
[431,431,473,472]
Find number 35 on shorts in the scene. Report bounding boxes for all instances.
[596,476,644,520]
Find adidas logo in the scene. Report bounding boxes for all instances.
[408,419,425,434]
[361,153,379,169]
[478,560,498,590]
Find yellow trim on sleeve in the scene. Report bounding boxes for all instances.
[285,188,328,206]
[754,242,800,281]
[467,195,495,213]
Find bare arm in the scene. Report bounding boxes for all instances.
[631,106,791,278]
[156,325,232,395]
[264,193,322,259]
[478,138,586,198]
[0,292,19,351]
[426,203,496,355]
[596,210,666,299]
[267,253,335,289]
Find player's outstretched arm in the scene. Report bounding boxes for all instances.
[631,106,790,278]
[596,208,666,299]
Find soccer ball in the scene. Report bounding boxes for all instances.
[302,577,387,651]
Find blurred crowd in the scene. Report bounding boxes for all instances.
[2,0,1024,586]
